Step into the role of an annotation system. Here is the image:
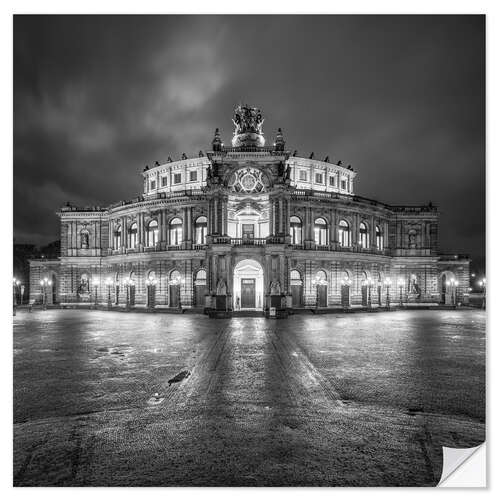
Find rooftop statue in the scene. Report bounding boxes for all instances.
[231,104,265,147]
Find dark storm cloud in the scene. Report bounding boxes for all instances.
[14,15,485,263]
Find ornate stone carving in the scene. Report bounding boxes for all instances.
[227,167,270,193]
[231,104,265,147]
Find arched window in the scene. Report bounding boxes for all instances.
[147,220,159,247]
[314,218,327,245]
[169,217,183,246]
[80,229,90,249]
[194,269,207,284]
[341,270,350,284]
[376,225,383,250]
[129,222,138,249]
[338,219,350,247]
[359,222,369,249]
[195,216,207,245]
[290,269,302,284]
[314,270,328,284]
[290,216,302,245]
[113,225,121,249]
[170,269,181,282]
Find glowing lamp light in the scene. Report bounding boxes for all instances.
[105,277,113,286]
[397,278,405,287]
[384,277,392,286]
[340,277,352,287]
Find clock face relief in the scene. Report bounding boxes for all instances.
[228,168,268,193]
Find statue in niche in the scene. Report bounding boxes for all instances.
[408,229,417,249]
[78,273,90,295]
[80,231,89,249]
[410,274,421,299]
[216,279,227,295]
[270,281,281,295]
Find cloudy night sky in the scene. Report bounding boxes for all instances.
[13,15,485,264]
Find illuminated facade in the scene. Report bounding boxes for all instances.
[29,104,469,314]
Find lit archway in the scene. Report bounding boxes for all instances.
[438,271,457,305]
[233,259,264,310]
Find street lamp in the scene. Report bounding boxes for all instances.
[145,277,158,309]
[397,278,405,307]
[478,277,486,309]
[105,277,113,308]
[91,277,99,308]
[366,277,373,308]
[384,277,391,309]
[13,278,21,307]
[39,277,52,309]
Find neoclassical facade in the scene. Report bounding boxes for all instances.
[30,105,469,314]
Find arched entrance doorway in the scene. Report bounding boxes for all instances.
[169,270,182,308]
[439,271,457,305]
[194,269,207,307]
[233,259,264,310]
[340,271,351,307]
[313,270,328,307]
[290,269,303,307]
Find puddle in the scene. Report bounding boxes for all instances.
[168,370,191,386]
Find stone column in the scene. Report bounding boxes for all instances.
[220,196,228,236]
[108,219,113,251]
[120,217,125,249]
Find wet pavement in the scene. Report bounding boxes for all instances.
[13,309,485,486]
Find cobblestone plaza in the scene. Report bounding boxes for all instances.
[13,309,485,486]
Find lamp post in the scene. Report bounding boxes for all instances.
[367,277,373,308]
[92,277,99,309]
[384,277,391,309]
[13,278,21,306]
[397,278,405,307]
[39,277,52,310]
[105,277,113,309]
[145,277,158,309]
[446,278,458,307]
[478,278,486,309]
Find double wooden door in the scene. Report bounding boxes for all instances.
[241,278,256,308]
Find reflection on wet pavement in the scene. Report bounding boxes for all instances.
[13,309,485,486]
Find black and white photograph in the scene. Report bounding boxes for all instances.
[9,10,488,488]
